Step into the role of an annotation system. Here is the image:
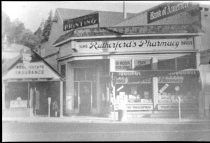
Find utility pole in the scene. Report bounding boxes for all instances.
[123,1,127,19]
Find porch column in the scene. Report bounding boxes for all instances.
[152,57,158,110]
[60,81,63,117]
[153,77,159,109]
[2,81,6,110]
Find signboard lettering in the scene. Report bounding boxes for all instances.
[115,60,132,71]
[15,64,45,75]
[3,62,60,80]
[76,38,194,53]
[147,2,197,23]
[63,13,99,31]
[114,104,153,111]
[158,104,178,110]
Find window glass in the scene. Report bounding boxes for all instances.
[115,84,152,103]
[86,68,94,81]
[158,58,175,70]
[74,82,78,109]
[60,64,66,78]
[92,82,97,108]
[74,68,85,81]
[177,54,196,70]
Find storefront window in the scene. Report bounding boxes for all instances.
[60,64,66,78]
[86,68,95,81]
[6,82,28,108]
[158,75,199,104]
[158,58,176,70]
[115,83,152,103]
[92,82,97,108]
[177,54,196,70]
[74,82,79,109]
[74,68,86,81]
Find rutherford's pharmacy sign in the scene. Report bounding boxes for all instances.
[76,38,194,53]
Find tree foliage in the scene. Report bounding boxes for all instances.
[2,12,40,51]
[40,10,53,43]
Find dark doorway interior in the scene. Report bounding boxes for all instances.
[79,82,91,115]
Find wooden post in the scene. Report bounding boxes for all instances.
[60,81,63,117]
[2,81,6,110]
[153,77,158,109]
[48,97,51,117]
[178,96,181,121]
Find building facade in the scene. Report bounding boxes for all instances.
[2,45,64,117]
[39,8,136,71]
[50,2,209,118]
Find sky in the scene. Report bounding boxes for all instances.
[2,1,210,32]
[2,1,163,32]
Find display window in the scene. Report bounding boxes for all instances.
[158,75,200,104]
[115,83,153,103]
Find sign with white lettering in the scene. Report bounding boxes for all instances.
[134,59,151,69]
[63,12,99,31]
[115,60,132,71]
[3,62,60,80]
[114,104,153,111]
[147,2,198,23]
[158,103,198,110]
[76,38,194,53]
[158,104,178,110]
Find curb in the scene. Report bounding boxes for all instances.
[3,117,210,124]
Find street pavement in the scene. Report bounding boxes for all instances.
[2,116,210,141]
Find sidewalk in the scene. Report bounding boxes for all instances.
[3,115,210,124]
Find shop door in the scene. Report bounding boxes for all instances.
[79,82,92,115]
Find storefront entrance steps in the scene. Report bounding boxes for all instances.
[3,116,210,124]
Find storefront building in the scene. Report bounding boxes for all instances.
[51,1,209,118]
[39,8,136,71]
[2,45,64,117]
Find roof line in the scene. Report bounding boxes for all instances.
[56,9,64,24]
[31,50,64,81]
[115,2,166,26]
[54,32,201,47]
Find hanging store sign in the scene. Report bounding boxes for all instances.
[134,59,151,69]
[76,38,194,53]
[115,59,132,71]
[147,2,197,23]
[63,12,99,31]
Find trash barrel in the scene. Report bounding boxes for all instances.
[118,109,124,121]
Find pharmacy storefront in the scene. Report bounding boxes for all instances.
[71,36,201,117]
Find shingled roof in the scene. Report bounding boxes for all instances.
[56,8,136,27]
[53,24,203,47]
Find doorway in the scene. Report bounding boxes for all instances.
[79,82,92,115]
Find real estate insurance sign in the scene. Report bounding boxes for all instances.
[76,38,194,53]
[3,62,59,80]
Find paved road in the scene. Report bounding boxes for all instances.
[3,122,210,141]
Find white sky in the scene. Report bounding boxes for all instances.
[2,1,210,32]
